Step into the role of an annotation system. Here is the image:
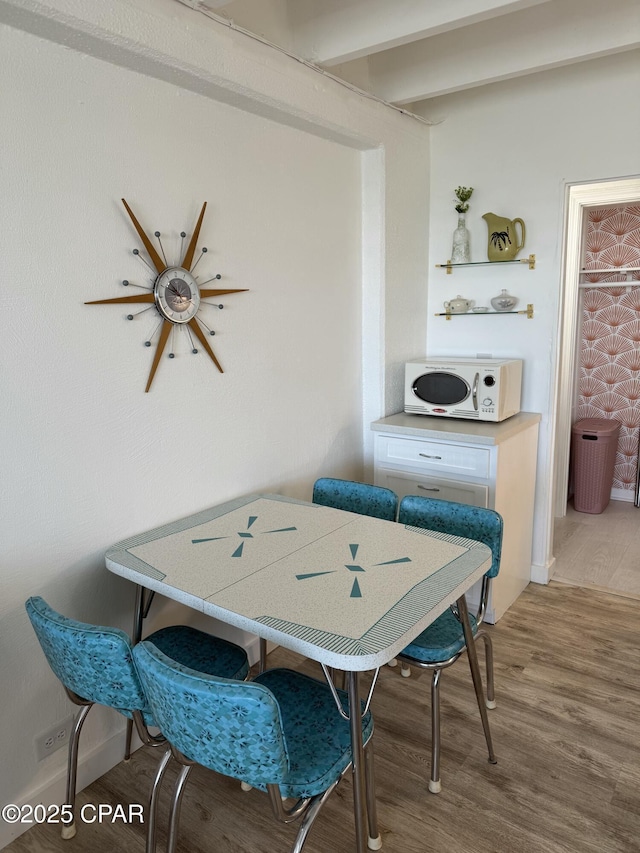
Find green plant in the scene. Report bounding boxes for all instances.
[454,186,473,214]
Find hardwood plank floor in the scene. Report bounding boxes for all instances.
[6,582,640,853]
[553,499,640,598]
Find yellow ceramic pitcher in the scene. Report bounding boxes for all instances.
[482,213,525,261]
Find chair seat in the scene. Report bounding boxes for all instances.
[399,608,478,664]
[252,669,373,799]
[121,625,250,724]
[148,625,250,680]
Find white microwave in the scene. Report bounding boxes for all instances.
[404,357,523,422]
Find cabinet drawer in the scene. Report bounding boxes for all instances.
[375,434,490,479]
[378,469,489,508]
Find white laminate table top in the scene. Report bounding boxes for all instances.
[106,494,491,670]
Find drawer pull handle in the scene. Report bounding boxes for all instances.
[418,485,440,492]
[419,453,442,460]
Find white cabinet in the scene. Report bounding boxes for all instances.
[372,412,541,623]
[379,470,489,508]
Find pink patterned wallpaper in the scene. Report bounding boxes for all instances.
[577,205,640,494]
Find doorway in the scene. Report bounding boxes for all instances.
[550,176,640,596]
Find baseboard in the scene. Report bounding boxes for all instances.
[0,727,137,851]
[531,559,552,585]
[611,488,634,503]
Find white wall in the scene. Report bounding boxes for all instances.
[417,49,640,577]
[0,0,429,845]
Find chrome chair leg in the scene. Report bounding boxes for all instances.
[289,783,337,853]
[146,746,172,853]
[429,669,442,794]
[364,741,382,850]
[62,703,92,839]
[476,630,496,709]
[335,669,346,691]
[124,718,134,760]
[166,761,194,853]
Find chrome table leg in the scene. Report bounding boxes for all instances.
[126,584,146,760]
[347,671,368,853]
[457,595,497,765]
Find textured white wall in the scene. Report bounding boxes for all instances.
[418,49,640,576]
[0,0,429,843]
[0,19,359,822]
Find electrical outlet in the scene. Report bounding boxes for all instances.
[35,715,74,761]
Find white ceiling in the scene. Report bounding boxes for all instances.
[178,0,640,112]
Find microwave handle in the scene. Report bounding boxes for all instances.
[472,372,479,411]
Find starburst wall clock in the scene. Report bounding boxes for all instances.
[86,199,247,392]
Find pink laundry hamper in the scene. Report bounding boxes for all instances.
[571,418,620,514]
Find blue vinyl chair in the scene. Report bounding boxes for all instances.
[312,477,399,521]
[25,596,249,841]
[133,640,379,853]
[395,496,503,793]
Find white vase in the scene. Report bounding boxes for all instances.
[451,214,471,263]
[490,289,518,312]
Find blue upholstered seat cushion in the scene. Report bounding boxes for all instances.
[25,597,249,726]
[399,606,478,664]
[255,668,374,799]
[149,625,249,683]
[133,641,373,800]
[312,477,398,521]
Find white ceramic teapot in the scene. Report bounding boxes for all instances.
[444,295,473,314]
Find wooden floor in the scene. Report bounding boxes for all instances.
[553,499,640,598]
[7,582,640,853]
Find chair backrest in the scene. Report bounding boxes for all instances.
[132,641,289,787]
[398,496,503,578]
[25,596,148,714]
[312,477,398,521]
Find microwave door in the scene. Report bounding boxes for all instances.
[412,372,470,405]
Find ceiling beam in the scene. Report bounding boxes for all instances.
[362,0,640,103]
[289,0,552,65]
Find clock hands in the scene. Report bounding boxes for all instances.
[168,284,191,306]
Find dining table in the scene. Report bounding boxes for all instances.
[105,492,494,853]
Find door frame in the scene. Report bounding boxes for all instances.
[551,176,640,522]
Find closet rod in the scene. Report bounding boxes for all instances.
[579,281,640,289]
[580,266,640,274]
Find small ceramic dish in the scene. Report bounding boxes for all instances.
[472,306,489,313]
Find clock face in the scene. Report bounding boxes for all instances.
[155,267,201,323]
